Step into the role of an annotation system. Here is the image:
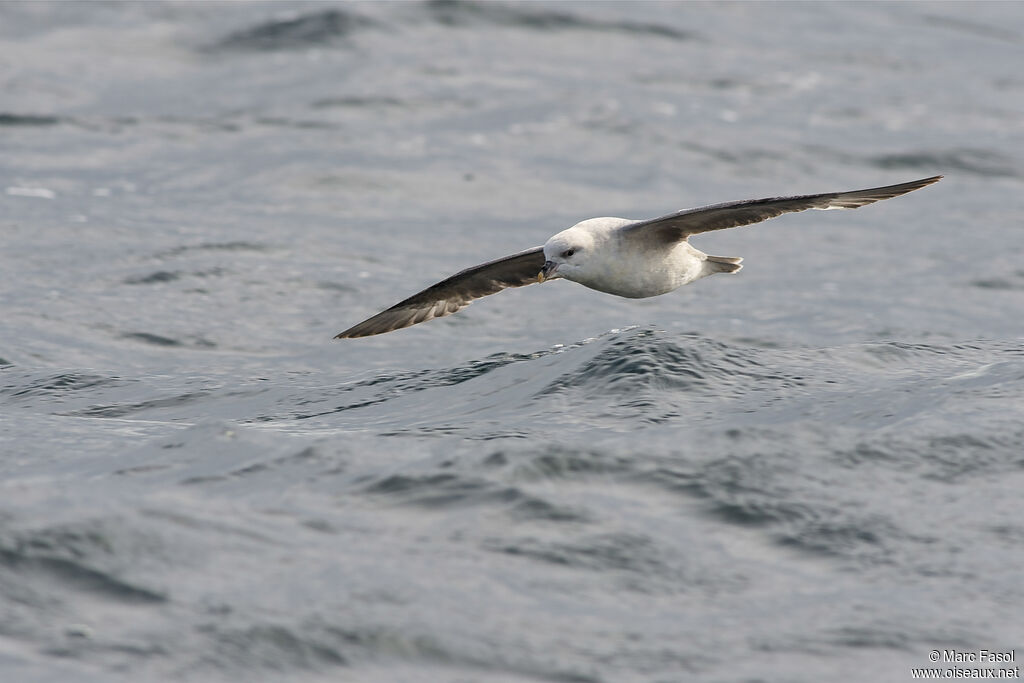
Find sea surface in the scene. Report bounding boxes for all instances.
[2,2,1023,681]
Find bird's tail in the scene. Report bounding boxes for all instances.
[704,254,743,274]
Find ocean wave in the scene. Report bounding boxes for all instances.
[0,522,166,605]
[207,9,374,52]
[1,371,126,402]
[868,148,1018,178]
[422,0,696,41]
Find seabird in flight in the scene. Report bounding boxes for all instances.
[335,175,942,338]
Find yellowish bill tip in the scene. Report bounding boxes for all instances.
[537,271,546,283]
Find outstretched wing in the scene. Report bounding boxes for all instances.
[622,175,942,245]
[335,246,546,338]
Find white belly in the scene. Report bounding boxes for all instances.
[574,241,708,299]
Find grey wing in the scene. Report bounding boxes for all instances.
[335,246,545,338]
[622,175,942,245]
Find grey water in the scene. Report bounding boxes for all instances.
[1,2,1023,681]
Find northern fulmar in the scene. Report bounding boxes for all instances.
[335,175,941,338]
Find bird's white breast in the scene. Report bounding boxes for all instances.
[575,234,707,299]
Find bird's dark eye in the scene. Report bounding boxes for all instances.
[561,248,576,258]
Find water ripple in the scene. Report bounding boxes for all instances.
[208,9,374,52]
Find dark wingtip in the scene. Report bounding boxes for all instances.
[891,175,943,191]
[333,329,365,340]
[333,326,363,339]
[907,175,944,191]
